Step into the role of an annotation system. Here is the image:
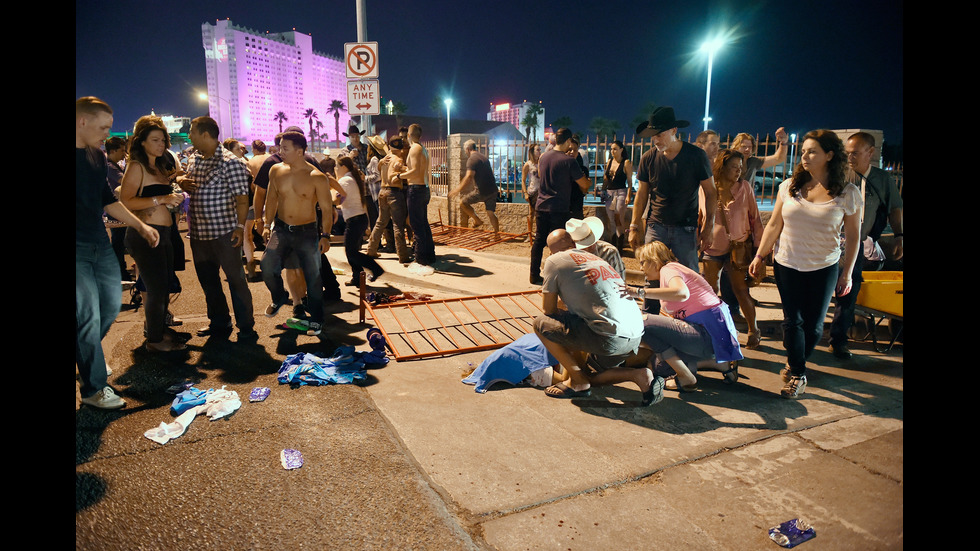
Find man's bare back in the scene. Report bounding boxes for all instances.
[265,163,330,226]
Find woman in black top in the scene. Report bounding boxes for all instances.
[602,140,633,250]
[120,115,186,352]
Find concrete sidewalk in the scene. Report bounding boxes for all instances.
[76,237,903,550]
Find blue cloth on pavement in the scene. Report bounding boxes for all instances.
[462,333,558,393]
[277,347,369,386]
[171,387,208,414]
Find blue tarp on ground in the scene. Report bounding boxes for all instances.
[462,333,557,393]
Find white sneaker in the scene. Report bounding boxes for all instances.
[81,387,126,409]
[105,362,113,376]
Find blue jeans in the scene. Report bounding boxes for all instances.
[76,241,120,397]
[774,262,838,375]
[261,223,323,323]
[406,185,435,265]
[191,232,255,331]
[643,222,700,314]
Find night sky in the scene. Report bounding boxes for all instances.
[76,0,903,149]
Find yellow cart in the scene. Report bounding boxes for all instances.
[854,271,903,352]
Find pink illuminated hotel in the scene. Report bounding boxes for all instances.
[201,19,351,146]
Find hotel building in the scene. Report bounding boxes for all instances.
[201,19,350,146]
[487,101,546,142]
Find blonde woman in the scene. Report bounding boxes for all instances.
[633,241,743,390]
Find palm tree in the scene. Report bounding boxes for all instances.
[429,97,445,138]
[303,108,319,147]
[551,116,573,133]
[521,113,536,144]
[326,100,346,145]
[589,117,620,140]
[525,103,544,143]
[273,111,288,133]
[315,120,324,151]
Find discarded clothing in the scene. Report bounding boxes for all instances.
[277,347,370,386]
[462,333,558,393]
[148,386,242,444]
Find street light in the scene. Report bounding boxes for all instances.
[790,133,798,173]
[197,91,232,132]
[700,37,725,131]
[444,98,453,137]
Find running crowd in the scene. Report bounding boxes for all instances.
[77,96,902,410]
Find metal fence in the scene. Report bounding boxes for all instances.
[423,133,903,205]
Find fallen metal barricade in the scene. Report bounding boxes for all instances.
[359,278,543,361]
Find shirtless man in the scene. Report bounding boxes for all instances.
[260,131,343,336]
[397,123,435,270]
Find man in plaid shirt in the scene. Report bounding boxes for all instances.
[177,116,257,340]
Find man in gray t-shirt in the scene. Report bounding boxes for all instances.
[449,139,499,232]
[533,237,643,399]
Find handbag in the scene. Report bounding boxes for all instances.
[717,200,755,270]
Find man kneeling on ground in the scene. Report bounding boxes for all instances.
[534,229,664,406]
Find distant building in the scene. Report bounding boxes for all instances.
[487,101,545,142]
[158,113,191,135]
[201,19,350,146]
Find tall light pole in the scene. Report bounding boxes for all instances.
[444,98,453,137]
[198,91,232,133]
[700,38,724,131]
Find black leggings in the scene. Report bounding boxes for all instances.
[126,224,174,343]
[773,262,837,376]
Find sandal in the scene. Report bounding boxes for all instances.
[721,360,739,384]
[544,383,591,399]
[664,376,698,393]
[746,332,761,349]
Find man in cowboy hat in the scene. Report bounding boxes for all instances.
[565,216,625,280]
[628,105,716,276]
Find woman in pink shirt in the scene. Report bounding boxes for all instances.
[633,241,743,391]
[702,150,764,349]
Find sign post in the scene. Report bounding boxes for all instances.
[344,41,380,119]
[347,79,380,116]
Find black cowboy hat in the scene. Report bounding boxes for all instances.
[342,125,365,137]
[635,106,690,137]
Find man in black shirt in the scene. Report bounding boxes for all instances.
[76,97,159,409]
